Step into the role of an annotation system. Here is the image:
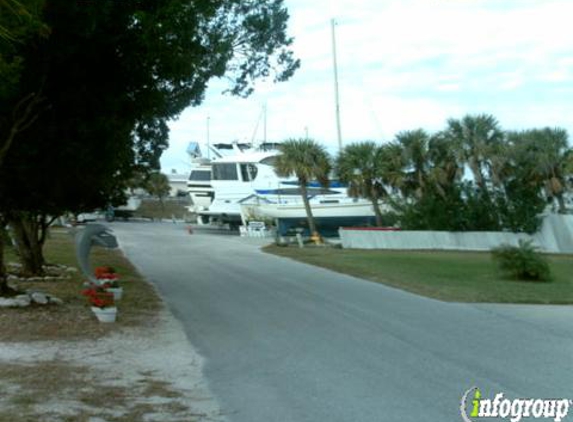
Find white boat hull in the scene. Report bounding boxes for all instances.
[247,201,375,219]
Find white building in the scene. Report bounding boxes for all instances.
[166,170,190,197]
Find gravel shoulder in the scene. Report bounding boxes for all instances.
[0,306,226,422]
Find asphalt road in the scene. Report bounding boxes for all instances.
[111,222,573,422]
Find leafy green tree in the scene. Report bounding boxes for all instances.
[274,138,331,235]
[336,142,388,226]
[0,0,300,281]
[0,0,48,168]
[144,172,171,212]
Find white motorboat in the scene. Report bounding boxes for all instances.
[247,199,376,219]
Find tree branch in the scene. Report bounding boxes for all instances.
[0,92,45,168]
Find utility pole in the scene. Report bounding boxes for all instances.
[331,18,342,151]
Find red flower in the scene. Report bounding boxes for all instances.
[82,284,115,308]
[82,288,95,297]
[94,266,117,279]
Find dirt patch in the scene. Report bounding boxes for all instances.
[0,312,226,422]
[0,229,224,421]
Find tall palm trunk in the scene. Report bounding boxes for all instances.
[370,187,383,227]
[299,182,317,234]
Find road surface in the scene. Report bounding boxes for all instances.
[111,222,573,422]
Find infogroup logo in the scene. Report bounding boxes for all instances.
[460,387,572,422]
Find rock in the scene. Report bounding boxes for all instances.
[65,267,78,272]
[0,298,18,308]
[14,294,31,307]
[48,296,64,305]
[30,292,49,305]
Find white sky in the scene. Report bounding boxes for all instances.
[161,0,573,172]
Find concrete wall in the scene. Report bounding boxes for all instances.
[340,214,573,254]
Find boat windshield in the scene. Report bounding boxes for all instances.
[240,164,258,182]
[259,156,277,166]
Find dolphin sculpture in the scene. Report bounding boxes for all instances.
[75,224,118,284]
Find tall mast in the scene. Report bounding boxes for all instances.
[206,115,210,159]
[263,102,267,143]
[331,18,342,151]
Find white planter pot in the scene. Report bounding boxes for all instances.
[91,306,117,323]
[105,287,123,301]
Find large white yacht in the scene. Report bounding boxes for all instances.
[196,147,293,226]
[188,142,376,234]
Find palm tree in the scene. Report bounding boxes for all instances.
[510,128,571,213]
[394,129,431,199]
[445,114,504,190]
[426,132,464,199]
[377,142,407,195]
[273,138,331,235]
[336,141,387,226]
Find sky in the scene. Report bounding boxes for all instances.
[161,0,573,173]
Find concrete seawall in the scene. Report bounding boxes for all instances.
[340,214,573,254]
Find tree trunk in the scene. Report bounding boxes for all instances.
[300,182,317,235]
[557,193,567,214]
[8,212,45,276]
[370,191,384,227]
[0,220,9,295]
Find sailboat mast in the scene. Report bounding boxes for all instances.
[263,103,267,143]
[206,115,211,159]
[331,18,343,151]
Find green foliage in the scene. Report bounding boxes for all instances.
[144,172,171,201]
[274,138,331,234]
[274,138,331,185]
[491,240,551,282]
[392,185,469,231]
[0,0,49,103]
[379,113,565,233]
[335,141,388,225]
[0,0,299,216]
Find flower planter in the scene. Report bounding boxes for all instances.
[105,287,123,301]
[91,306,117,323]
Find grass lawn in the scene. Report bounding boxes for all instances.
[264,245,573,304]
[0,227,215,422]
[1,226,162,342]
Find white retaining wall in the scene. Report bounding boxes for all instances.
[340,214,573,254]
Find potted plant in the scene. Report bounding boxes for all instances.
[82,286,117,323]
[101,280,123,300]
[94,266,119,282]
[94,266,123,300]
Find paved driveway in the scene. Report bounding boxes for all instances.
[111,222,573,422]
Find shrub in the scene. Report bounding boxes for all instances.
[491,240,551,282]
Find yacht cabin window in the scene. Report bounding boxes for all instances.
[188,170,211,181]
[240,164,258,182]
[212,163,239,180]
